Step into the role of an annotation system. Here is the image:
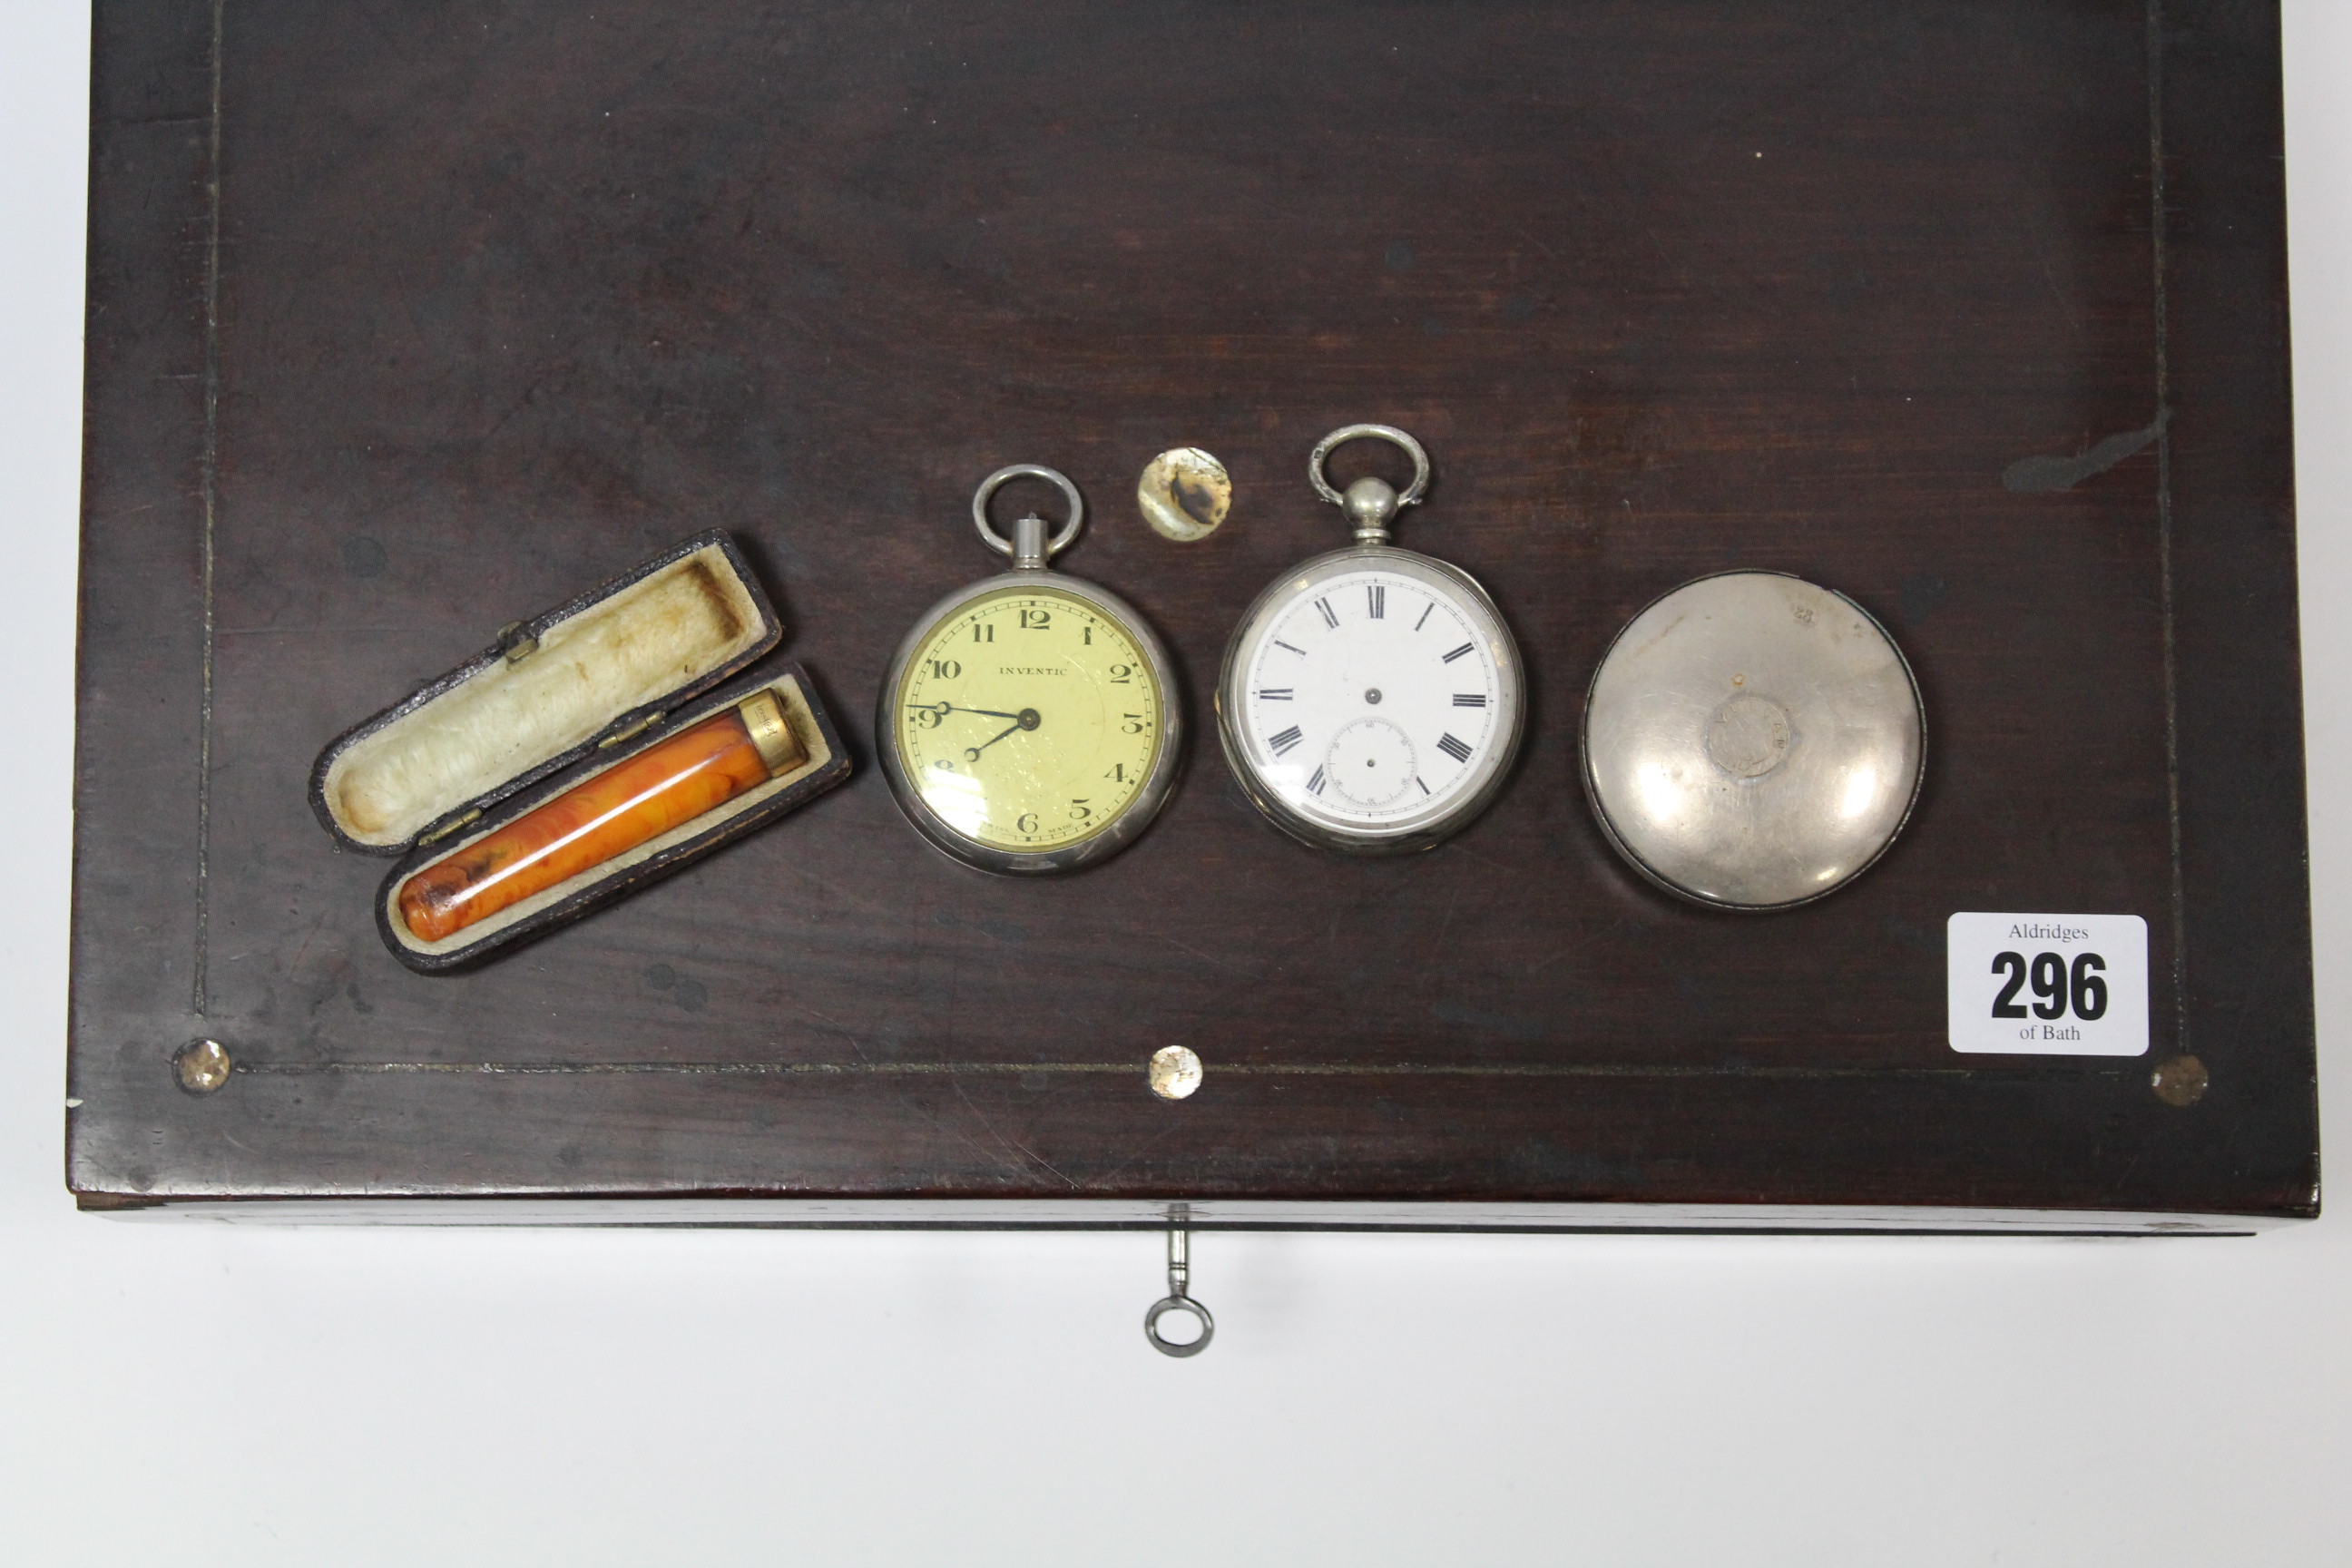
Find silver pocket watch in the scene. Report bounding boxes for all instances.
[1215,426,1526,855]
[878,466,1184,875]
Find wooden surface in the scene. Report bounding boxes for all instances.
[68,0,2316,1220]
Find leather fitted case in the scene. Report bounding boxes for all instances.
[306,531,849,968]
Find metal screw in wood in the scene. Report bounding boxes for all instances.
[2151,1054,2209,1107]
[1148,1044,1201,1100]
[172,1038,231,1094]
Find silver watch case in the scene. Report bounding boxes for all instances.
[878,568,1185,877]
[1215,543,1526,857]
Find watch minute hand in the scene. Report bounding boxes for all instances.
[907,701,1025,721]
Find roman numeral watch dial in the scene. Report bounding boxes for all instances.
[879,466,1182,875]
[1216,426,1525,855]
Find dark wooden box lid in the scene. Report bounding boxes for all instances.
[67,0,2317,1228]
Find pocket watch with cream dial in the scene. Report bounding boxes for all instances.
[1217,425,1524,855]
[880,465,1182,874]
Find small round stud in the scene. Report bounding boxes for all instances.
[173,1038,232,1094]
[1148,1044,1203,1100]
[1138,448,1231,542]
[2151,1054,2209,1107]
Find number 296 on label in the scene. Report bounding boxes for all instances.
[1946,913,2149,1056]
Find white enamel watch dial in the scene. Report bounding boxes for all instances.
[1217,426,1525,854]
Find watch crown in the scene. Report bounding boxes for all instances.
[1343,475,1399,541]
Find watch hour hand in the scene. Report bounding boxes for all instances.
[962,707,1043,762]
[965,722,1021,761]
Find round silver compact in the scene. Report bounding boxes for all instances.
[1582,571,1924,910]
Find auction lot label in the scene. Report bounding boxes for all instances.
[1947,913,2148,1056]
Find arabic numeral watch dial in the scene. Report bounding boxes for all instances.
[879,464,1183,874]
[1217,424,1525,855]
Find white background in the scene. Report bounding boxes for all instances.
[4,5,2346,1562]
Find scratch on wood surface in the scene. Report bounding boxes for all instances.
[1426,882,1464,968]
[285,912,326,979]
[2001,413,2166,494]
[951,1074,1079,1190]
[1083,1122,1189,1189]
[1149,930,1256,978]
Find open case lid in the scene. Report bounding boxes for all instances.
[307,530,781,853]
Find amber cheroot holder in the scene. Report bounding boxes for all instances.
[397,690,805,941]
